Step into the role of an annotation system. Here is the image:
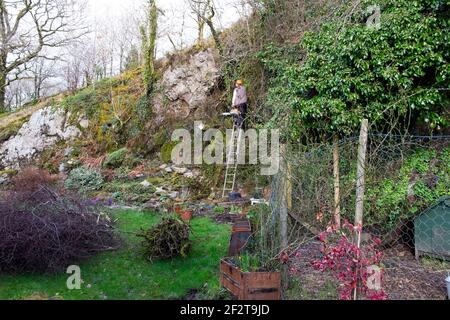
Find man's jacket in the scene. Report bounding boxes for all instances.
[232,86,248,106]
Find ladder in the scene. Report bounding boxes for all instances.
[222,124,244,198]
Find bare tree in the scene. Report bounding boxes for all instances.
[187,0,223,55]
[65,52,83,92]
[0,0,87,112]
[188,0,208,44]
[115,11,143,72]
[28,56,56,100]
[4,54,56,108]
[160,3,187,52]
[5,79,27,109]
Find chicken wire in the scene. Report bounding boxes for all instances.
[269,134,450,300]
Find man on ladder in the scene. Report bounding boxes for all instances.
[231,79,248,130]
[222,80,248,199]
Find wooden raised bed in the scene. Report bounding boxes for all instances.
[229,219,252,256]
[220,258,281,300]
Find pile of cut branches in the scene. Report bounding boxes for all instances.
[0,187,121,274]
[137,217,191,261]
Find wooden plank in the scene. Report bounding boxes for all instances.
[220,259,243,297]
[220,273,241,297]
[220,260,242,279]
[220,259,282,300]
[242,272,281,300]
[244,273,281,290]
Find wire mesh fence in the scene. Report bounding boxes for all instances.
[269,133,450,300]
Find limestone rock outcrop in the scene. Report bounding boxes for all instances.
[0,107,88,168]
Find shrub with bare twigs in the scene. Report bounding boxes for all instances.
[0,187,120,274]
[11,167,60,192]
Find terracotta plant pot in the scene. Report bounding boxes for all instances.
[174,205,183,214]
[180,210,193,222]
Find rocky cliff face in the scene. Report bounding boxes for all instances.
[0,48,221,170]
[152,48,221,124]
[0,107,88,169]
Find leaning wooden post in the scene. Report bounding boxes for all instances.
[286,162,293,211]
[279,144,289,293]
[354,119,369,300]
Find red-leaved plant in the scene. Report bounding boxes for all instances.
[312,220,388,300]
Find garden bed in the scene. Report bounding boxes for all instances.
[289,240,449,300]
[220,258,281,300]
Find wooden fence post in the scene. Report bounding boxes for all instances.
[355,119,369,239]
[287,162,293,211]
[354,119,369,300]
[333,135,341,230]
[279,144,289,293]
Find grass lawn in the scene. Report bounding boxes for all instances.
[0,209,231,300]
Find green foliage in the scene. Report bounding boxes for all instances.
[0,116,28,144]
[214,206,226,214]
[61,69,152,154]
[0,169,18,176]
[246,204,282,271]
[229,206,242,215]
[365,146,450,229]
[152,128,169,150]
[62,88,106,119]
[260,0,449,140]
[160,140,178,163]
[65,166,104,194]
[103,148,129,169]
[124,45,140,71]
[103,181,154,204]
[237,253,263,273]
[130,95,152,135]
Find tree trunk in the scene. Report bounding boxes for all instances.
[198,19,205,44]
[0,73,7,113]
[143,0,158,98]
[333,135,341,230]
[206,19,223,56]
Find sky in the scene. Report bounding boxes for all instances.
[86,0,247,57]
[87,0,242,26]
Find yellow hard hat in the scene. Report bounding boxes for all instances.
[236,79,244,85]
